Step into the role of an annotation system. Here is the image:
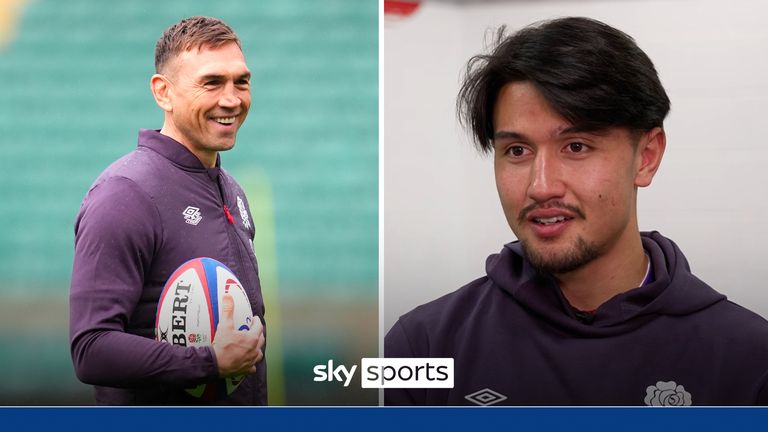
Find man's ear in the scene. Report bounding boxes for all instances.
[150,74,173,112]
[634,127,666,188]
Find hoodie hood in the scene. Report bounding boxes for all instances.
[486,231,725,336]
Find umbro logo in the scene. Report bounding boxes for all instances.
[182,206,202,225]
[465,388,508,406]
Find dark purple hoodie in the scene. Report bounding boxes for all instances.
[385,232,768,405]
[69,130,266,405]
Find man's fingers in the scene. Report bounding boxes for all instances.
[250,316,265,365]
[256,333,265,352]
[214,309,264,376]
[250,315,263,331]
[248,315,263,337]
[253,340,264,365]
[219,293,235,326]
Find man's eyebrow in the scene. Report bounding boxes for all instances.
[493,126,609,142]
[198,72,252,82]
[557,125,608,136]
[493,130,530,141]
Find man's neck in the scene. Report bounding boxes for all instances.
[159,125,217,168]
[555,230,647,312]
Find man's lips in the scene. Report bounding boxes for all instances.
[211,116,236,125]
[209,110,243,122]
[523,210,577,239]
[518,202,585,225]
[517,203,584,239]
[526,208,577,225]
[209,114,240,125]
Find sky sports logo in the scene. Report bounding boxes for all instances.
[313,358,454,388]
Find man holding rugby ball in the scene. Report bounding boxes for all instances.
[70,16,266,405]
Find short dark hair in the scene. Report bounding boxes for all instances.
[155,16,241,73]
[457,17,670,153]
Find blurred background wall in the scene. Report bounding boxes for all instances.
[0,0,378,405]
[384,0,768,330]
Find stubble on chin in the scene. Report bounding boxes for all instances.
[520,235,600,275]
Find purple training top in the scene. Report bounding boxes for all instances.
[70,129,266,405]
[386,232,768,405]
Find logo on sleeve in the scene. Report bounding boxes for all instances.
[644,381,692,406]
[236,196,251,229]
[182,206,202,226]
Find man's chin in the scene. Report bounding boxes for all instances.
[210,140,237,152]
[520,236,599,274]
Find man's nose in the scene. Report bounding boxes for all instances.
[527,151,566,203]
[218,84,242,108]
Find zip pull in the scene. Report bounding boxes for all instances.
[223,205,235,225]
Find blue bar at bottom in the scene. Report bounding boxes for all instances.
[0,407,766,431]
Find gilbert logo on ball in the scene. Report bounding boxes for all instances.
[155,257,254,399]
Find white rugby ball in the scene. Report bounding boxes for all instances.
[155,257,254,400]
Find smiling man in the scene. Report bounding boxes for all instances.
[385,17,768,406]
[70,17,266,405]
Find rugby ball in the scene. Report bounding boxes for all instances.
[155,257,254,400]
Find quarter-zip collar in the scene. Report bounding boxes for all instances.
[137,129,221,181]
